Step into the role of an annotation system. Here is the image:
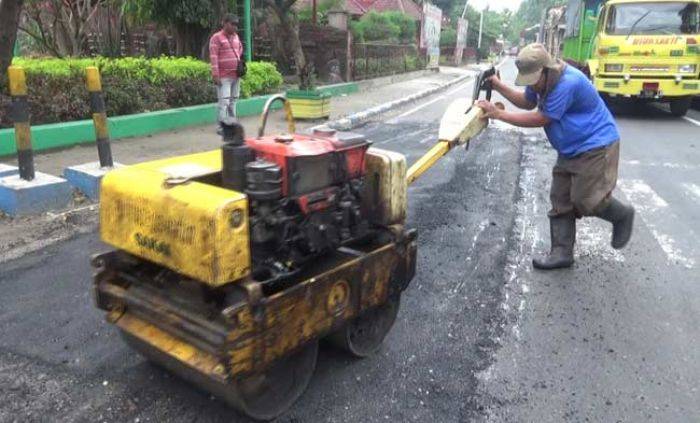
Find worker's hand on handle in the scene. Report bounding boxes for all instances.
[486,74,503,93]
[476,100,502,120]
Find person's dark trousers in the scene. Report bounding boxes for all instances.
[533,141,635,270]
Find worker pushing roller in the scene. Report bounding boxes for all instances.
[477,44,636,270]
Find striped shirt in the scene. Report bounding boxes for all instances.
[209,30,243,79]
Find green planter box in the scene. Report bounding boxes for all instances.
[286,89,332,119]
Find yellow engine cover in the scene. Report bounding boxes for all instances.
[100,150,251,287]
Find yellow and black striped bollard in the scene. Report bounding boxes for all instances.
[85,67,114,168]
[7,66,35,181]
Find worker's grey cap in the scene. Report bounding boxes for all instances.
[514,43,558,86]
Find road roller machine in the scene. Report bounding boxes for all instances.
[92,68,497,420]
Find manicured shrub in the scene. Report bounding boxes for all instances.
[0,57,284,127]
[352,11,401,42]
[240,62,285,99]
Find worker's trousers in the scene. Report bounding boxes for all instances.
[217,77,240,122]
[548,141,620,218]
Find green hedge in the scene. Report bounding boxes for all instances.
[350,11,416,44]
[0,57,283,128]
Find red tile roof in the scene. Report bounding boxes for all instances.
[346,0,370,15]
[295,0,422,20]
[369,0,422,20]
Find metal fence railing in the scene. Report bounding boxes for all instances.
[351,43,426,81]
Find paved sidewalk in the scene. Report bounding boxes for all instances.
[1,67,470,176]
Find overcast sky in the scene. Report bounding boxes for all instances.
[467,0,523,12]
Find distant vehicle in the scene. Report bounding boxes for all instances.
[555,0,700,117]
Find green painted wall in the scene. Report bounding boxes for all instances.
[0,83,358,157]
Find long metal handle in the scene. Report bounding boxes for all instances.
[257,95,296,138]
[406,101,503,186]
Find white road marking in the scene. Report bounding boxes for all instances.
[576,222,626,263]
[622,160,700,171]
[682,183,700,204]
[418,135,435,144]
[386,57,508,125]
[619,179,695,268]
[387,79,475,123]
[682,116,700,127]
[374,125,434,146]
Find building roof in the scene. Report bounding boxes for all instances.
[369,0,422,20]
[370,0,423,20]
[295,0,422,20]
[346,0,372,16]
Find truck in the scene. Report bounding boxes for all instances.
[548,0,700,116]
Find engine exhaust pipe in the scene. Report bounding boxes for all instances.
[221,119,254,192]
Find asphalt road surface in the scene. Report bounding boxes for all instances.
[1,58,699,422]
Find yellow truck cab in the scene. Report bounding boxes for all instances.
[588,0,700,116]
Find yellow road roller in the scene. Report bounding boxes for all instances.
[92,70,495,420]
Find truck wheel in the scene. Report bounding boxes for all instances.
[328,294,400,358]
[670,97,692,117]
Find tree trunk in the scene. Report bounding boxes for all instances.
[270,4,308,88]
[174,22,208,59]
[0,0,24,87]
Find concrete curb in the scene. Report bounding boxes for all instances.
[326,71,474,131]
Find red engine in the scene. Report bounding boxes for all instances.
[245,131,369,212]
[224,128,372,273]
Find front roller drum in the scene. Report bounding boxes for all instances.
[328,294,400,357]
[120,329,318,421]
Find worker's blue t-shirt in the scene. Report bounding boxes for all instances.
[525,66,619,158]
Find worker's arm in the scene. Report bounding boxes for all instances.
[477,100,550,128]
[488,75,536,110]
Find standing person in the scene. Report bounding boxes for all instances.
[477,43,635,270]
[209,14,244,132]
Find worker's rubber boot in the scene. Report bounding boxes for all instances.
[595,197,635,249]
[532,214,576,270]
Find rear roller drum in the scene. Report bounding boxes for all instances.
[329,294,400,358]
[122,330,318,421]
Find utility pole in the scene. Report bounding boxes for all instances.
[461,0,469,19]
[244,0,252,61]
[478,8,484,49]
